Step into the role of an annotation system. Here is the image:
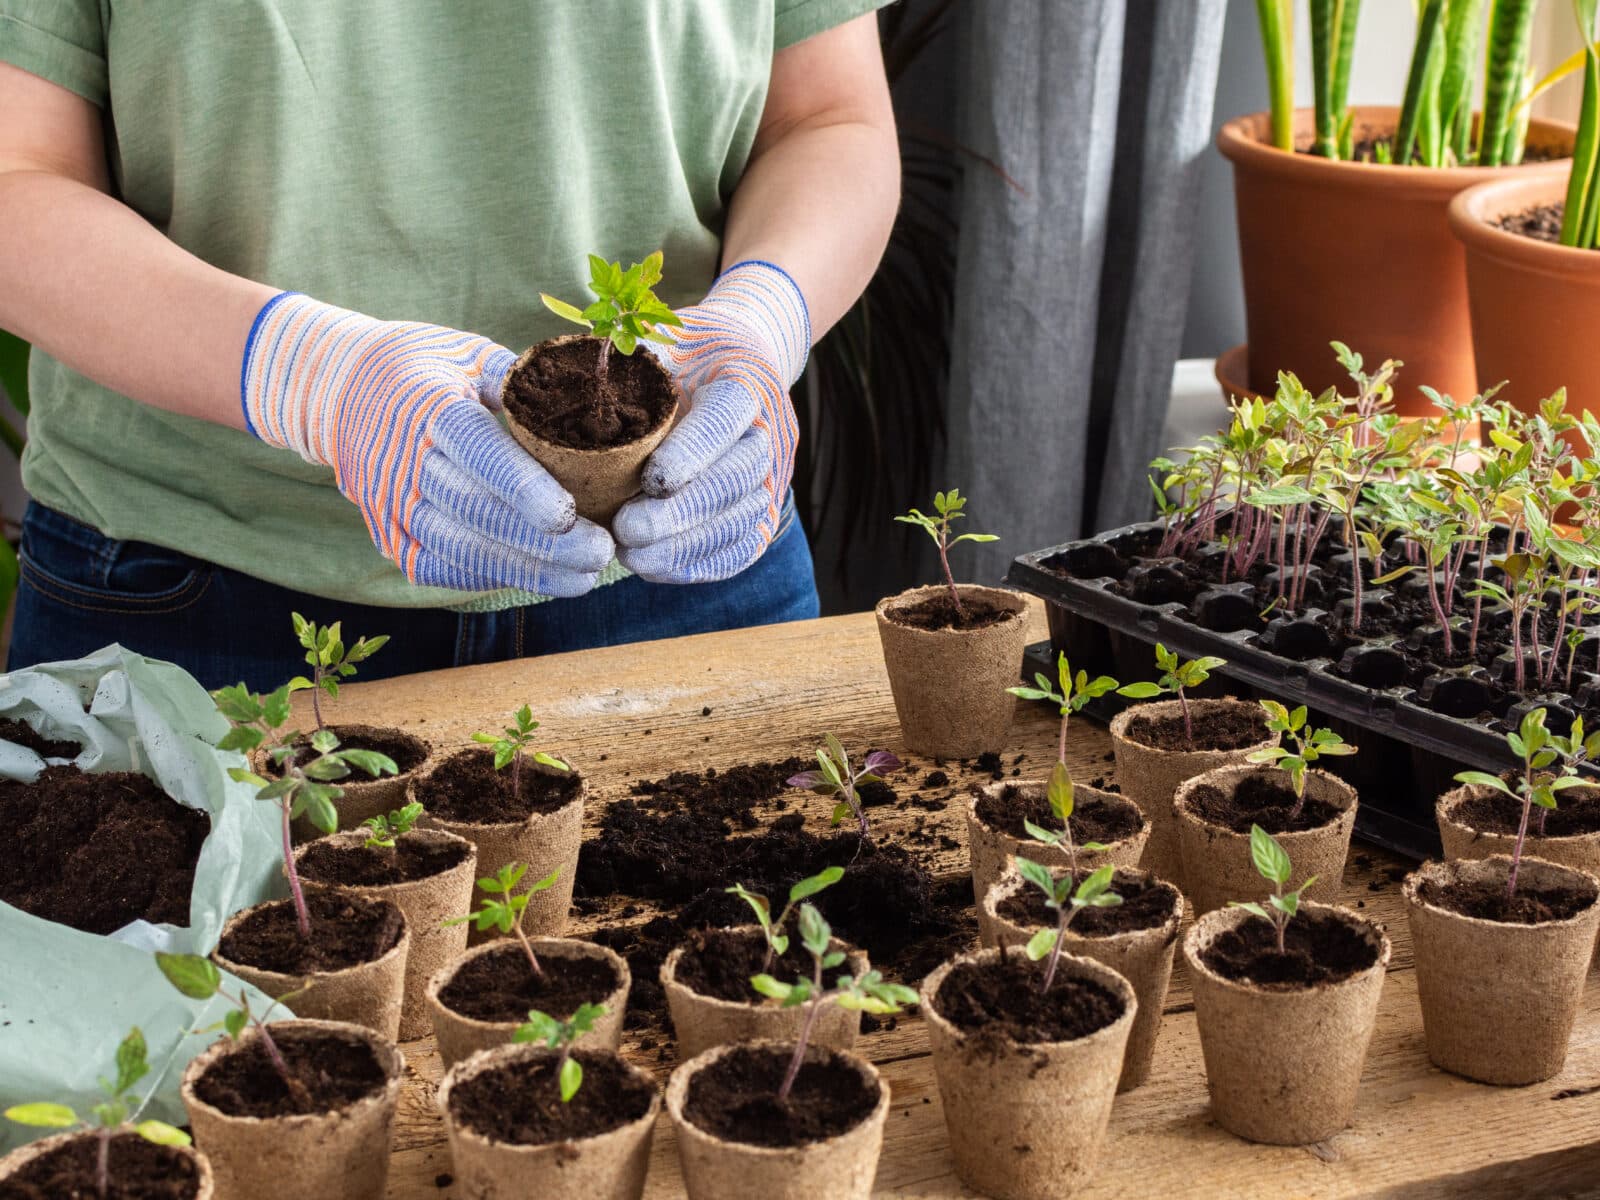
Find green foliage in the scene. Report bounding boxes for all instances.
[1229,825,1319,953]
[471,705,569,777]
[1017,861,1123,968]
[362,801,424,850]
[1565,0,1600,247]
[1246,700,1355,813]
[540,251,683,358]
[445,863,560,937]
[1008,652,1119,720]
[1115,643,1226,702]
[286,614,387,731]
[4,1028,191,1151]
[1256,0,1296,151]
[513,1003,607,1102]
[895,489,999,610]
[726,866,844,961]
[788,737,900,839]
[1020,761,1111,860]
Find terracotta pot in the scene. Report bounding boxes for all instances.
[665,1040,889,1200]
[1436,782,1600,877]
[875,584,1030,759]
[1404,854,1600,1084]
[661,927,868,1061]
[1109,698,1277,890]
[438,1043,660,1200]
[1218,108,1572,416]
[425,938,630,1069]
[981,866,1181,1091]
[920,948,1135,1200]
[1451,175,1600,415]
[263,725,430,840]
[296,828,477,1040]
[0,1129,214,1198]
[966,780,1149,907]
[180,1019,403,1200]
[1184,904,1388,1144]
[503,334,682,524]
[1173,764,1357,917]
[212,898,409,1042]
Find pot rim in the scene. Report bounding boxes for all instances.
[661,925,868,1013]
[918,945,1139,1051]
[0,1127,216,1195]
[294,826,478,891]
[1447,175,1600,276]
[1402,853,1600,929]
[874,583,1030,633]
[1182,902,1391,999]
[425,937,631,1032]
[506,333,683,455]
[968,778,1152,848]
[1437,782,1600,848]
[1108,696,1278,756]
[982,865,1183,948]
[1172,763,1357,838]
[212,896,410,987]
[408,745,586,832]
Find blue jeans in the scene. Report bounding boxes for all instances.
[8,499,820,691]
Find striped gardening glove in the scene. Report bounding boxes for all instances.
[612,260,810,583]
[242,293,613,596]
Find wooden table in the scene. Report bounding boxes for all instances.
[315,603,1600,1199]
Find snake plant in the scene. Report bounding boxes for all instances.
[1563,0,1600,247]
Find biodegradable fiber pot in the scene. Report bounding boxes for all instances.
[967,780,1150,906]
[981,867,1182,1092]
[660,927,868,1062]
[180,1019,403,1200]
[0,1129,215,1198]
[296,827,477,1040]
[503,334,682,524]
[875,583,1030,758]
[1109,698,1277,890]
[425,938,631,1069]
[1404,854,1600,1085]
[919,948,1136,1200]
[665,1039,890,1200]
[1436,781,1600,879]
[271,724,431,839]
[1218,107,1572,416]
[1184,904,1388,1144]
[1173,764,1357,917]
[438,1043,661,1200]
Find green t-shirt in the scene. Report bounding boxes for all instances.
[0,0,883,608]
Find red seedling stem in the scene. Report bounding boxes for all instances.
[282,801,311,939]
[938,523,964,618]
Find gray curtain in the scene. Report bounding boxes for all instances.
[946,0,1226,582]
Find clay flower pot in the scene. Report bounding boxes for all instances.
[875,583,1030,758]
[919,948,1136,1200]
[1218,107,1572,416]
[503,333,682,524]
[0,1129,214,1197]
[661,926,869,1061]
[981,866,1182,1091]
[966,780,1149,906]
[425,938,630,1069]
[1404,854,1600,1084]
[212,896,409,1042]
[267,724,431,839]
[438,1042,661,1200]
[1436,781,1600,878]
[1184,904,1389,1145]
[180,1019,403,1200]
[665,1040,890,1200]
[1174,764,1357,917]
[296,827,477,1040]
[1109,698,1277,889]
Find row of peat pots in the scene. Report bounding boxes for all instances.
[1220,106,1597,416]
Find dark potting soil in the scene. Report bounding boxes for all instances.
[279,723,427,776]
[996,868,1178,938]
[1299,136,1562,166]
[974,783,1144,844]
[682,1044,880,1149]
[217,891,403,974]
[297,834,471,887]
[934,952,1125,1044]
[1494,202,1565,244]
[1200,911,1378,987]
[1419,874,1597,925]
[448,1050,653,1144]
[0,1132,200,1200]
[437,942,621,1023]
[0,766,208,934]
[1451,784,1600,839]
[191,1026,388,1119]
[672,926,859,1003]
[1123,705,1269,753]
[0,717,82,759]
[504,337,676,450]
[412,747,581,824]
[1184,771,1343,835]
[885,590,1013,632]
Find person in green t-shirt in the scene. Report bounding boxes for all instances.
[0,1,899,688]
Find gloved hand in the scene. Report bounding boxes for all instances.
[242,293,613,596]
[612,260,810,583]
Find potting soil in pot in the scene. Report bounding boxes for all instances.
[1183,772,1343,834]
[0,717,82,760]
[0,766,208,934]
[189,1026,388,1119]
[881,591,1014,632]
[1197,913,1380,987]
[933,954,1125,1045]
[438,943,622,1023]
[278,724,427,776]
[672,928,857,1003]
[996,868,1177,936]
[1416,873,1595,924]
[297,836,471,887]
[1121,705,1269,753]
[973,783,1143,843]
[1450,785,1600,839]
[682,1044,879,1148]
[0,1133,201,1200]
[448,1050,654,1143]
[216,892,403,973]
[1493,203,1564,243]
[503,340,675,450]
[412,748,581,822]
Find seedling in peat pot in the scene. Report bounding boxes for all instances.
[472,705,570,805]
[1229,825,1317,955]
[894,489,999,618]
[444,862,562,979]
[214,683,399,937]
[513,1003,609,1103]
[5,1028,191,1199]
[1115,644,1228,748]
[1245,701,1356,820]
[1021,761,1110,877]
[287,613,388,734]
[1008,651,1119,766]
[1015,860,1122,993]
[788,736,901,845]
[727,866,846,973]
[363,801,424,851]
[541,251,683,385]
[749,904,917,1103]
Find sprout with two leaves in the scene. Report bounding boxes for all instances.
[727,866,846,974]
[1007,651,1119,767]
[444,863,562,979]
[1015,860,1123,993]
[541,251,683,386]
[1022,761,1112,879]
[1245,701,1356,821]
[287,613,388,734]
[362,801,424,851]
[473,705,570,805]
[1229,825,1318,955]
[513,1003,609,1103]
[894,489,999,618]
[788,735,902,844]
[1113,644,1228,748]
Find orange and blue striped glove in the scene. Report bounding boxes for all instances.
[242,293,613,596]
[612,261,809,584]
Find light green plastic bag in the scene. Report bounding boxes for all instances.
[0,646,284,1151]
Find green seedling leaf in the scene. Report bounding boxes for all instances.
[1249,824,1293,886]
[155,953,221,1000]
[4,1103,76,1128]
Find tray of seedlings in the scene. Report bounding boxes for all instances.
[1007,346,1600,860]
